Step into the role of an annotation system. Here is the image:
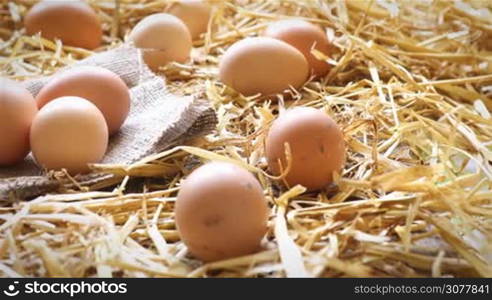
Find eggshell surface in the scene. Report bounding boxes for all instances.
[219,37,309,96]
[36,66,131,135]
[24,1,102,49]
[168,0,212,40]
[129,13,192,70]
[0,78,38,166]
[265,107,345,191]
[175,162,269,262]
[264,19,332,77]
[30,97,108,175]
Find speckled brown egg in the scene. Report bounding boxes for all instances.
[30,96,108,175]
[264,19,332,77]
[168,0,212,40]
[219,37,309,97]
[36,66,131,135]
[175,162,269,262]
[24,1,102,49]
[265,107,345,191]
[0,78,38,166]
[129,13,192,70]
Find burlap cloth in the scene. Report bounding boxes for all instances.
[0,44,217,200]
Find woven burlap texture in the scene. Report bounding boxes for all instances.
[0,44,217,199]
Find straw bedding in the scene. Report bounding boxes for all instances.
[0,0,491,278]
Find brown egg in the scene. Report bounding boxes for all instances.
[0,78,38,166]
[36,66,131,135]
[129,13,192,70]
[176,162,269,262]
[24,1,102,49]
[264,19,332,77]
[30,97,108,175]
[168,0,212,40]
[219,37,309,97]
[265,107,345,191]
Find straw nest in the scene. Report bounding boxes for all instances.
[1,0,492,278]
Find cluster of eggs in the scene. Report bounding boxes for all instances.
[0,66,130,174]
[2,0,211,173]
[220,19,333,96]
[128,1,212,70]
[176,20,345,261]
[23,0,212,55]
[2,0,347,263]
[176,106,345,262]
[176,8,346,261]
